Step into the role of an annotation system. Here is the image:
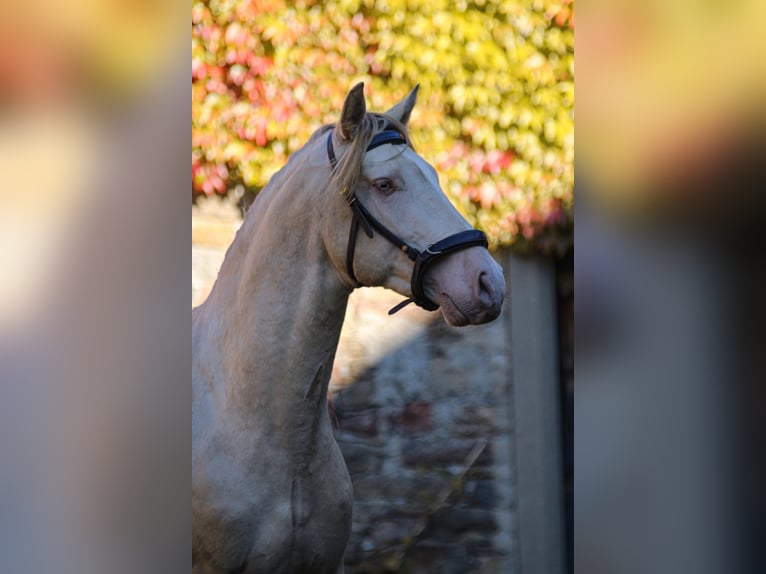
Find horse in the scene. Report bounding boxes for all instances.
[192,83,505,573]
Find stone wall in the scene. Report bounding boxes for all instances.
[330,288,513,573]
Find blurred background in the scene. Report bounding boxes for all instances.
[192,1,573,572]
[577,1,766,573]
[0,1,189,573]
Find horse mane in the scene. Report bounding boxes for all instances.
[329,112,412,202]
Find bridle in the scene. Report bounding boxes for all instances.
[327,128,489,315]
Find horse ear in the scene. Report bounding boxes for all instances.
[339,82,367,140]
[385,84,419,125]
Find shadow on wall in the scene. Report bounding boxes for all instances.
[329,284,513,573]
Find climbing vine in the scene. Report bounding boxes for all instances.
[192,0,573,252]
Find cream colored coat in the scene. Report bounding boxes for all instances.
[192,85,504,573]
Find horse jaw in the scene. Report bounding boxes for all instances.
[424,247,505,326]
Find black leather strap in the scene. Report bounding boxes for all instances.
[345,201,374,286]
[366,130,407,151]
[410,229,488,310]
[327,131,338,168]
[352,199,419,262]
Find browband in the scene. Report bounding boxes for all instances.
[326,129,406,168]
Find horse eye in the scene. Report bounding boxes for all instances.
[373,179,394,194]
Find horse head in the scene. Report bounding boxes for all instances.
[321,83,505,326]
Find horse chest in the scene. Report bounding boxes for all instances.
[255,474,353,573]
[193,432,353,574]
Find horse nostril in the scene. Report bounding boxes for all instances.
[477,271,494,304]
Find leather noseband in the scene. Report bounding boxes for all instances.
[327,129,488,314]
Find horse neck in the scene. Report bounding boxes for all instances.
[198,165,350,434]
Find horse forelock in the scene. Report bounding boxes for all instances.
[330,113,411,202]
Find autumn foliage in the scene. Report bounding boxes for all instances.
[192,0,573,251]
